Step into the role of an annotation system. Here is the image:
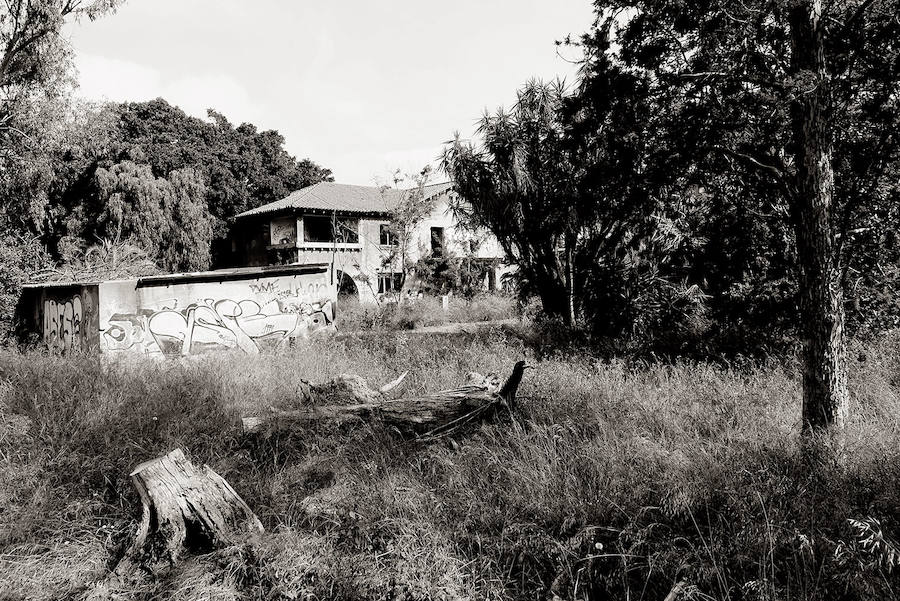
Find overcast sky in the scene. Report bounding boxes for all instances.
[66,1,594,186]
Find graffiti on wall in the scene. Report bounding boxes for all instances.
[43,296,83,351]
[100,278,335,356]
[41,291,97,352]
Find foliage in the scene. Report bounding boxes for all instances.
[0,91,332,336]
[39,99,332,271]
[413,244,501,300]
[0,234,51,341]
[441,80,577,319]
[578,0,900,333]
[41,239,160,282]
[442,1,900,363]
[112,100,333,239]
[0,2,120,237]
[0,1,120,337]
[378,166,434,298]
[59,161,213,272]
[4,331,900,599]
[0,0,121,143]
[442,76,709,343]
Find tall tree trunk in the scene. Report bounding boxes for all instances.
[528,244,569,319]
[564,233,576,327]
[788,0,849,432]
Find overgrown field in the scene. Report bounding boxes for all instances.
[336,293,518,332]
[2,329,900,600]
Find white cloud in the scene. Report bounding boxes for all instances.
[74,52,260,125]
[75,53,161,103]
[163,74,261,125]
[379,144,445,177]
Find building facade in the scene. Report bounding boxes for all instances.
[229,182,510,303]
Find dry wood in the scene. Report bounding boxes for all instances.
[87,449,263,598]
[663,581,688,601]
[242,361,528,437]
[125,448,262,566]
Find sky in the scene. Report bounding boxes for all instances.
[66,1,595,186]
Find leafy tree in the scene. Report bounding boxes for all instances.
[0,1,121,236]
[583,0,900,430]
[62,161,213,272]
[43,99,332,271]
[0,1,120,333]
[113,100,332,239]
[0,0,119,134]
[378,166,433,299]
[0,233,51,340]
[441,80,579,323]
[442,73,706,340]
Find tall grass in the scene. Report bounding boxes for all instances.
[2,330,900,599]
[337,293,517,331]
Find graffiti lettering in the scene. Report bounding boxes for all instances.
[101,296,335,356]
[42,296,84,352]
[244,278,331,304]
[249,282,278,294]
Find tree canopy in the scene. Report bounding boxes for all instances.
[0,1,332,328]
[37,98,333,273]
[443,0,900,430]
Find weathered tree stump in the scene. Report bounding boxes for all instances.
[242,361,529,438]
[125,448,262,566]
[86,449,263,598]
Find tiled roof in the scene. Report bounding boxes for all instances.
[235,181,454,219]
[422,181,454,200]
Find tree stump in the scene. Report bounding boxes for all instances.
[125,448,262,567]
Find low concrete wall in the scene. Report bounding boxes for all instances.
[21,265,336,356]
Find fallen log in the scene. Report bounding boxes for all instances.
[242,360,528,438]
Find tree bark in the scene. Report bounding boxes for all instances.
[243,361,528,438]
[125,449,263,567]
[85,449,263,599]
[565,233,576,327]
[788,0,849,432]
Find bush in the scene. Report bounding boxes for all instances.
[0,235,52,342]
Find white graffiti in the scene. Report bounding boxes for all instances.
[43,296,84,352]
[102,296,334,356]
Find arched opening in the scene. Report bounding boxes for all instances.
[336,270,358,300]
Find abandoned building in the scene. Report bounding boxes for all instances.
[228,181,511,303]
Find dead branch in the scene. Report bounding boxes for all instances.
[242,361,528,438]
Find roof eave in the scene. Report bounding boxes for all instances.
[236,207,392,219]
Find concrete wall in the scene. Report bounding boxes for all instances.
[402,194,515,293]
[407,195,506,263]
[22,266,336,356]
